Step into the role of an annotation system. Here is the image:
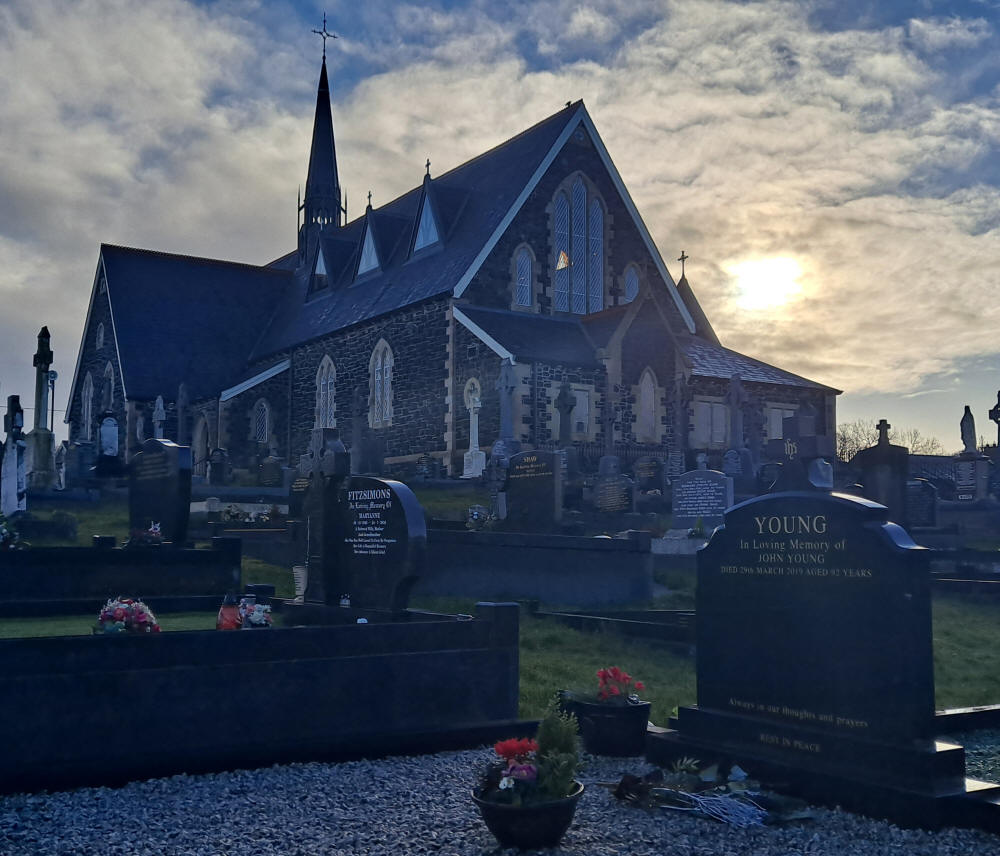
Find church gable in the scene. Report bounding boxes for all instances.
[458,116,696,338]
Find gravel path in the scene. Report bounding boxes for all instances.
[2,749,999,855]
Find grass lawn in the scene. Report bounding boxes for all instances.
[0,611,218,638]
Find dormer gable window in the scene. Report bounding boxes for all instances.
[413,194,440,252]
[315,250,327,277]
[357,225,379,277]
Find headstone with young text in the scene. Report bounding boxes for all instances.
[128,438,192,545]
[503,450,562,532]
[667,490,960,819]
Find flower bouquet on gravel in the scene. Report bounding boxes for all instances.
[472,698,583,849]
[559,666,652,756]
[239,597,272,628]
[95,596,161,634]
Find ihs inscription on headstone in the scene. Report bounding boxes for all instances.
[129,438,192,545]
[331,476,426,612]
[678,490,933,762]
[503,450,561,532]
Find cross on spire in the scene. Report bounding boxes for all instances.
[677,250,689,278]
[425,158,431,177]
[367,190,372,207]
[312,13,338,59]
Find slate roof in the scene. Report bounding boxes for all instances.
[457,306,601,368]
[580,304,630,349]
[100,245,290,401]
[683,337,839,392]
[252,101,582,359]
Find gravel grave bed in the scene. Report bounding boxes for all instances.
[2,748,999,855]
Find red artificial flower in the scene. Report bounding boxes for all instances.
[494,738,538,762]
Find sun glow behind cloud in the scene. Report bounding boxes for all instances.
[726,257,804,311]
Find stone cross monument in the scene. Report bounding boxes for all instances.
[25,327,56,491]
[462,378,485,478]
[152,395,166,439]
[554,381,575,447]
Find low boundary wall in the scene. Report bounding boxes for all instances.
[1,602,520,793]
[417,529,653,606]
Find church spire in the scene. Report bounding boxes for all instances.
[302,55,341,232]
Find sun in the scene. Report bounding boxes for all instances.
[726,257,804,310]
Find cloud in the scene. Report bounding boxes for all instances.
[1,0,999,439]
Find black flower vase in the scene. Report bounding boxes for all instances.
[472,782,584,850]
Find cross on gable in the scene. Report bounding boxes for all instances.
[877,418,891,445]
[990,391,1000,445]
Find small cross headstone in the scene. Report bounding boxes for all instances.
[852,417,909,525]
[989,391,1000,447]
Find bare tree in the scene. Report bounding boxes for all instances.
[836,418,944,461]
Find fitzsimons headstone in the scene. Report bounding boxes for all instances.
[129,438,193,545]
[329,476,426,612]
[671,469,733,531]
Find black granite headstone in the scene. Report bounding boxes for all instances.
[595,473,635,513]
[503,450,561,532]
[906,479,938,529]
[671,469,733,530]
[851,421,909,525]
[128,439,192,545]
[664,490,960,815]
[632,457,663,493]
[328,476,426,612]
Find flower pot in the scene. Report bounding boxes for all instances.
[559,693,651,756]
[472,781,584,850]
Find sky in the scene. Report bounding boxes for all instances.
[1,0,999,452]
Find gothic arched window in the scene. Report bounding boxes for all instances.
[81,372,94,441]
[552,176,605,314]
[252,399,270,443]
[369,340,394,428]
[96,322,105,350]
[103,362,115,409]
[315,356,336,428]
[636,368,658,443]
[512,245,534,309]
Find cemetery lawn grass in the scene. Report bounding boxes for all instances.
[933,593,1000,709]
[243,557,295,599]
[0,611,217,638]
[24,498,130,546]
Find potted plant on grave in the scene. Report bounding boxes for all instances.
[472,698,584,850]
[559,666,651,756]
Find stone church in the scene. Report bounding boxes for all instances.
[65,55,838,481]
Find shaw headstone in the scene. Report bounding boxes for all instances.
[129,438,193,545]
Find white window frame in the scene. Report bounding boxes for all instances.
[635,368,659,443]
[551,174,606,315]
[252,399,270,444]
[369,340,394,428]
[766,404,797,440]
[691,398,729,449]
[315,355,337,429]
[81,372,94,441]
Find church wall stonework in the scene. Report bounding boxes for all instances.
[68,269,125,448]
[223,370,290,468]
[619,307,676,447]
[287,296,451,463]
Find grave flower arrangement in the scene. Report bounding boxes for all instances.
[239,597,273,628]
[595,666,645,704]
[124,522,163,547]
[0,513,25,549]
[96,596,161,634]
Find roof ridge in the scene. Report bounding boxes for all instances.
[337,101,583,231]
[101,243,292,275]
